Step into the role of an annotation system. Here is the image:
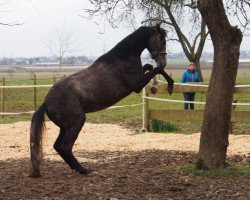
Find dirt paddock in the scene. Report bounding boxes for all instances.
[0,121,249,200]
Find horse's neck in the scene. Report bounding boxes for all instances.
[113,34,148,60]
[98,31,150,66]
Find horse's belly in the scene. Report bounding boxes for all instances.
[83,88,131,113]
[45,67,132,115]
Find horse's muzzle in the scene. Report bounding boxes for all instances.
[156,59,167,68]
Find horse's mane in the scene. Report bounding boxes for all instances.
[97,26,166,63]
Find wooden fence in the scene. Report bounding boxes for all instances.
[0,74,143,117]
[0,75,53,118]
[142,83,250,131]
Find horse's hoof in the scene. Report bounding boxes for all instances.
[77,167,92,175]
[150,86,157,94]
[166,85,173,95]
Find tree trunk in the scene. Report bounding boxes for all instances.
[197,0,242,169]
[194,61,203,82]
[58,59,62,78]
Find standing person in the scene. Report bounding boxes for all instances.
[181,62,200,110]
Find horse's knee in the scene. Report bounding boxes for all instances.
[143,64,153,73]
[53,143,70,155]
[53,143,63,154]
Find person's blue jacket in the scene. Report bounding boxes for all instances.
[181,69,200,83]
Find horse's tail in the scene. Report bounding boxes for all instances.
[29,103,46,178]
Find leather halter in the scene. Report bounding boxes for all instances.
[151,51,167,59]
[150,36,167,59]
[159,51,167,55]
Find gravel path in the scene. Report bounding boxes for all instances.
[0,121,249,161]
[0,121,249,200]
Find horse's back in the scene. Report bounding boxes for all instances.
[44,61,131,126]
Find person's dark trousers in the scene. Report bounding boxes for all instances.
[183,92,196,109]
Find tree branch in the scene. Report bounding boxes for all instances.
[141,17,173,26]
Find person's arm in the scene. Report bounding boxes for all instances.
[181,71,186,83]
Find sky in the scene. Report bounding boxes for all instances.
[0,0,249,58]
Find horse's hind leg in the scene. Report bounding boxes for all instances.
[53,115,90,175]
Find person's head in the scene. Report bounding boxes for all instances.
[188,62,195,72]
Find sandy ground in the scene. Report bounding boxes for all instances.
[0,121,249,200]
[0,121,249,161]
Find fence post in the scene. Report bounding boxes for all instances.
[142,87,150,132]
[1,77,5,118]
[33,74,37,111]
[53,75,56,84]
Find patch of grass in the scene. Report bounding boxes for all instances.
[87,92,143,129]
[1,70,250,135]
[181,164,250,178]
[150,119,179,132]
[0,115,31,124]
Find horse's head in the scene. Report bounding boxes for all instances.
[147,24,167,68]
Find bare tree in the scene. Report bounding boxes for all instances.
[197,0,249,169]
[84,0,209,81]
[84,0,250,81]
[142,0,209,81]
[44,25,80,77]
[0,0,23,26]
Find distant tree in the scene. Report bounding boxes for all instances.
[75,55,91,63]
[44,25,80,77]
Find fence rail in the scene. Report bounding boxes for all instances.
[154,83,250,94]
[1,77,250,129]
[149,109,250,122]
[0,75,53,118]
[0,75,143,116]
[142,83,250,131]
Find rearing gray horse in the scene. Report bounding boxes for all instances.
[29,24,174,177]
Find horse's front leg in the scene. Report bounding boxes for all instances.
[125,67,163,93]
[142,64,153,74]
[159,69,174,95]
[142,64,158,94]
[141,65,174,95]
[150,76,158,94]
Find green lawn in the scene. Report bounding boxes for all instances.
[0,70,250,134]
